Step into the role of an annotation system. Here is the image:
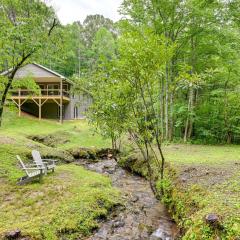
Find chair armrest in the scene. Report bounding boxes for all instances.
[42,159,58,162]
[22,167,44,170]
[25,164,39,167]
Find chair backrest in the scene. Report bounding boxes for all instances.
[32,150,44,167]
[16,155,29,176]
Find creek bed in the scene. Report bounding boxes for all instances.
[77,159,178,240]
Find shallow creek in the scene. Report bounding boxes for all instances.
[77,159,178,240]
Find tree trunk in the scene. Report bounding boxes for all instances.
[0,52,34,127]
[169,91,174,141]
[184,88,194,142]
[160,74,165,141]
[0,77,14,126]
[186,36,197,140]
[169,58,175,141]
[165,64,169,140]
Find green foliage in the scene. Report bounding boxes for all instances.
[119,0,240,144]
[0,0,59,71]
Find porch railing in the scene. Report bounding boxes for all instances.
[10,89,70,98]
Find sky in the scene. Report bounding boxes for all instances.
[46,0,123,25]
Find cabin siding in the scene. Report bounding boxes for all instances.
[15,64,58,79]
[71,93,93,119]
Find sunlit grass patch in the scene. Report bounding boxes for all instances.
[1,109,110,149]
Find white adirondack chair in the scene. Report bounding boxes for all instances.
[17,155,44,185]
[32,150,57,174]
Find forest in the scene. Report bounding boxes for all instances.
[1,0,240,145]
[33,0,240,145]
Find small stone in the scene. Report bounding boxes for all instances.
[131,195,139,203]
[181,177,187,182]
[205,213,220,226]
[150,228,173,240]
[112,220,125,228]
[106,169,115,174]
[5,229,21,239]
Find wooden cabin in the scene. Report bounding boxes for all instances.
[3,63,92,122]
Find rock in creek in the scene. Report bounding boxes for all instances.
[150,228,173,240]
[112,219,125,228]
[5,229,21,239]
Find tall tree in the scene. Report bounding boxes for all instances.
[82,14,116,47]
[0,0,59,126]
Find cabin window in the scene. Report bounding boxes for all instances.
[63,84,68,91]
[47,84,59,95]
[39,84,45,95]
[74,106,78,119]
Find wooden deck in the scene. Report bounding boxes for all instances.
[9,88,70,122]
[11,95,70,102]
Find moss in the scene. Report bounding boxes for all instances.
[68,147,119,161]
[68,147,96,160]
[28,132,70,147]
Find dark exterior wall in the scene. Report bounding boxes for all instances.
[22,103,39,117]
[41,103,59,119]
[22,102,70,120]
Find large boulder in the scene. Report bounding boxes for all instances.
[68,147,119,160]
[68,147,97,160]
[26,148,74,163]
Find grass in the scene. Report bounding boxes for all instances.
[0,109,119,239]
[0,165,120,239]
[1,109,110,149]
[163,144,240,166]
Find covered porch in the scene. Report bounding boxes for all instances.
[11,94,70,121]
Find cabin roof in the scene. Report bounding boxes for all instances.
[1,63,73,85]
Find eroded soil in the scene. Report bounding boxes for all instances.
[178,163,240,187]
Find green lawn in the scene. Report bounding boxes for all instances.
[163,144,240,166]
[1,109,110,149]
[0,165,119,239]
[0,109,119,239]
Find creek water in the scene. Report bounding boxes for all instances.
[78,159,179,240]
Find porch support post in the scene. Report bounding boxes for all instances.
[60,78,63,124]
[39,99,42,120]
[18,89,21,117]
[18,99,21,117]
